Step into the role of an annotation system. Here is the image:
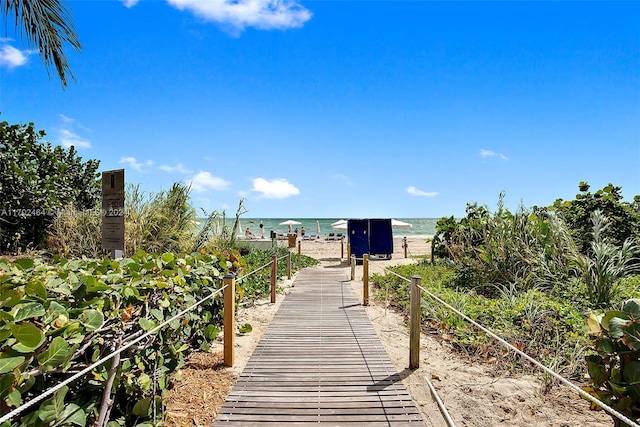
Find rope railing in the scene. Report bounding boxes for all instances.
[1,251,291,425]
[0,283,228,425]
[382,268,640,427]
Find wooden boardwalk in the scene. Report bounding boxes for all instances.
[213,267,425,426]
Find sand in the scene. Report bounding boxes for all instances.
[168,236,612,426]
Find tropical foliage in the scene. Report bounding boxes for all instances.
[2,0,82,86]
[584,299,640,426]
[0,121,100,252]
[0,244,314,426]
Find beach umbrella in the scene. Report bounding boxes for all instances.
[332,221,348,231]
[391,219,412,229]
[279,219,301,232]
[331,219,347,227]
[316,220,321,234]
[279,220,302,226]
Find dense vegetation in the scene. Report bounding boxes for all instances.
[0,122,318,426]
[0,121,100,253]
[374,183,640,425]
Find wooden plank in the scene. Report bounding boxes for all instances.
[212,267,427,426]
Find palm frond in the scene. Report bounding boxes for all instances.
[3,0,81,86]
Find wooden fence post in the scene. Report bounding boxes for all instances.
[409,275,421,369]
[347,243,351,265]
[403,236,408,258]
[341,239,344,259]
[270,254,277,303]
[350,255,356,280]
[363,254,369,306]
[297,240,301,261]
[223,273,235,367]
[287,251,292,280]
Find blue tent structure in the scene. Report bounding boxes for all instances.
[347,219,369,263]
[368,218,393,260]
[347,218,394,262]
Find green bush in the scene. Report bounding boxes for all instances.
[552,182,640,256]
[0,250,230,426]
[584,299,640,426]
[0,121,100,251]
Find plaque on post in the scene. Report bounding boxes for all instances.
[101,169,125,257]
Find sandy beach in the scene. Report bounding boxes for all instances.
[166,236,611,426]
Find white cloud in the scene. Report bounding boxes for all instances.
[0,44,31,68]
[119,156,147,171]
[406,186,438,197]
[120,0,139,7]
[59,129,91,149]
[480,149,508,161]
[252,177,299,199]
[166,0,312,33]
[159,162,193,174]
[189,171,230,193]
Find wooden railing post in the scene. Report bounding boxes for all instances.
[270,254,277,303]
[363,254,369,306]
[350,255,356,280]
[223,273,235,367]
[403,236,408,258]
[341,239,344,259]
[409,275,421,370]
[297,240,301,261]
[287,251,292,280]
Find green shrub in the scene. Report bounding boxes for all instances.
[0,121,100,252]
[584,299,640,426]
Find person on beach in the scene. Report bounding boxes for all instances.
[245,227,253,238]
[301,227,305,237]
[259,222,264,238]
[294,228,298,236]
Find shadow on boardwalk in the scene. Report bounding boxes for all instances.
[213,267,426,426]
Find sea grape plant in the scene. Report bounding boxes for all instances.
[584,299,640,426]
[0,249,242,426]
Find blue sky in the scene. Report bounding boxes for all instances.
[1,1,638,218]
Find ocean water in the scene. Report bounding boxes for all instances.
[237,218,438,238]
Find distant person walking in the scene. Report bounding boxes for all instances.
[259,222,264,238]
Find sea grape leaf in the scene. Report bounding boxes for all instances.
[8,322,44,349]
[139,318,156,331]
[79,310,103,331]
[132,397,152,417]
[624,299,640,317]
[0,356,25,374]
[43,301,68,324]
[12,302,45,322]
[39,385,68,423]
[607,317,628,339]
[623,361,640,402]
[621,321,640,351]
[56,403,86,426]
[602,310,628,332]
[24,280,47,299]
[13,259,34,271]
[0,373,15,398]
[37,337,72,371]
[0,290,23,308]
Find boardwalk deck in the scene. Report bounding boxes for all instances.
[213,267,425,426]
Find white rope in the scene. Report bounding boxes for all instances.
[383,268,640,427]
[0,284,228,424]
[236,261,272,282]
[425,375,456,427]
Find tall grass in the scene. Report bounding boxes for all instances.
[571,210,640,307]
[47,182,237,257]
[438,194,579,296]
